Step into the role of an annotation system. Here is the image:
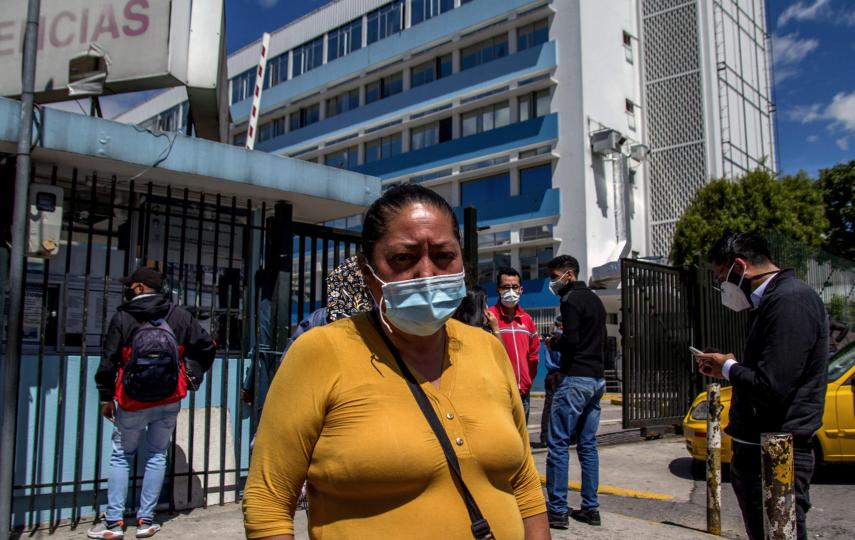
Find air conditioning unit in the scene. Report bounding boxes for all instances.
[590,129,625,155]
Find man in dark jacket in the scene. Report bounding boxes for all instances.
[696,232,828,540]
[543,255,607,529]
[89,267,215,539]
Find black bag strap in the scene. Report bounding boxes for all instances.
[370,310,494,540]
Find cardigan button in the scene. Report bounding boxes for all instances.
[446,412,455,420]
[455,437,464,446]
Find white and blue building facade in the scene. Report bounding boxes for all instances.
[116,0,776,308]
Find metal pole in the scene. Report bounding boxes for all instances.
[463,206,477,289]
[706,383,721,536]
[272,202,293,352]
[761,432,796,540]
[1,1,41,537]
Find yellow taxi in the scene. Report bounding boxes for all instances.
[683,342,855,464]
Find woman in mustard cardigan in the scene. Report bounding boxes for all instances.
[242,184,549,539]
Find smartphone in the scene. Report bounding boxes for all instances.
[689,346,703,355]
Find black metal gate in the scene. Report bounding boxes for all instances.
[620,258,749,430]
[4,163,361,532]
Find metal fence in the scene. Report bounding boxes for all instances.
[5,163,360,533]
[620,236,855,430]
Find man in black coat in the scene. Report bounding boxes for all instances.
[90,267,215,539]
[696,232,828,540]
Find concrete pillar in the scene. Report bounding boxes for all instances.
[405,0,413,28]
[361,14,368,47]
[509,167,520,196]
[450,179,461,206]
[403,66,411,91]
[402,127,411,152]
[357,142,365,166]
[452,48,461,73]
[359,84,366,106]
[508,27,518,54]
[452,110,461,139]
[286,50,293,81]
[509,95,520,123]
[322,34,329,65]
[319,98,327,121]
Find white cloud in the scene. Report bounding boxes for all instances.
[787,91,855,133]
[777,0,831,27]
[836,136,850,151]
[771,33,819,69]
[806,134,819,143]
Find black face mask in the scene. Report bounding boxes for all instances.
[123,287,137,301]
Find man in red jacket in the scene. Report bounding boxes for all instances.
[487,266,541,422]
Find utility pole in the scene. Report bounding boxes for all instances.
[0,1,41,538]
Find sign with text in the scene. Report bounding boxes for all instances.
[0,0,189,101]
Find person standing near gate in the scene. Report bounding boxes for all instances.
[89,267,216,539]
[694,232,828,540]
[543,255,606,529]
[487,267,541,422]
[537,315,562,448]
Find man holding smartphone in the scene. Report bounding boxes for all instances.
[694,232,827,540]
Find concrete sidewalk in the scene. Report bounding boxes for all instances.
[24,501,718,539]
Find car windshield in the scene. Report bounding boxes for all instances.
[828,342,855,382]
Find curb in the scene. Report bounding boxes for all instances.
[537,474,674,501]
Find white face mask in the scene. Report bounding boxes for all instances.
[500,289,521,307]
[720,264,752,312]
[367,266,467,336]
[549,271,569,296]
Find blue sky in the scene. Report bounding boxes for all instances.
[55,0,853,178]
[766,0,855,176]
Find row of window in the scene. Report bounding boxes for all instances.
[230,7,549,104]
[245,82,549,151]
[479,245,554,283]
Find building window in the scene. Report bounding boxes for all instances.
[519,246,554,280]
[623,31,633,64]
[520,163,552,195]
[461,172,510,216]
[518,89,550,122]
[410,118,452,150]
[461,34,509,71]
[411,0,455,26]
[478,251,511,284]
[326,89,360,118]
[517,19,549,51]
[328,18,363,62]
[478,230,511,247]
[257,117,286,143]
[410,54,452,88]
[292,36,323,78]
[520,224,553,242]
[325,145,359,170]
[265,53,288,88]
[367,1,403,44]
[365,72,403,104]
[290,103,320,131]
[461,101,510,137]
[364,133,402,163]
[625,99,636,131]
[230,68,256,104]
[233,133,246,146]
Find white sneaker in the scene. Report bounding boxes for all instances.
[135,518,161,538]
[86,520,125,539]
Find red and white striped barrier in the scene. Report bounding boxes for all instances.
[246,32,271,151]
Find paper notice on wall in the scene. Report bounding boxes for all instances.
[22,287,43,341]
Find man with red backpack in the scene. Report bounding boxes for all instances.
[89,267,216,539]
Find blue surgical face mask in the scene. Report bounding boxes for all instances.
[367,266,467,336]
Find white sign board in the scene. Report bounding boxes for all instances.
[0,0,228,141]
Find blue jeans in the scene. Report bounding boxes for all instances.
[521,392,531,424]
[546,376,606,514]
[106,402,180,522]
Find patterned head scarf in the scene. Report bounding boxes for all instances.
[326,255,375,322]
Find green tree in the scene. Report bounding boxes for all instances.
[818,160,855,260]
[670,169,828,267]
